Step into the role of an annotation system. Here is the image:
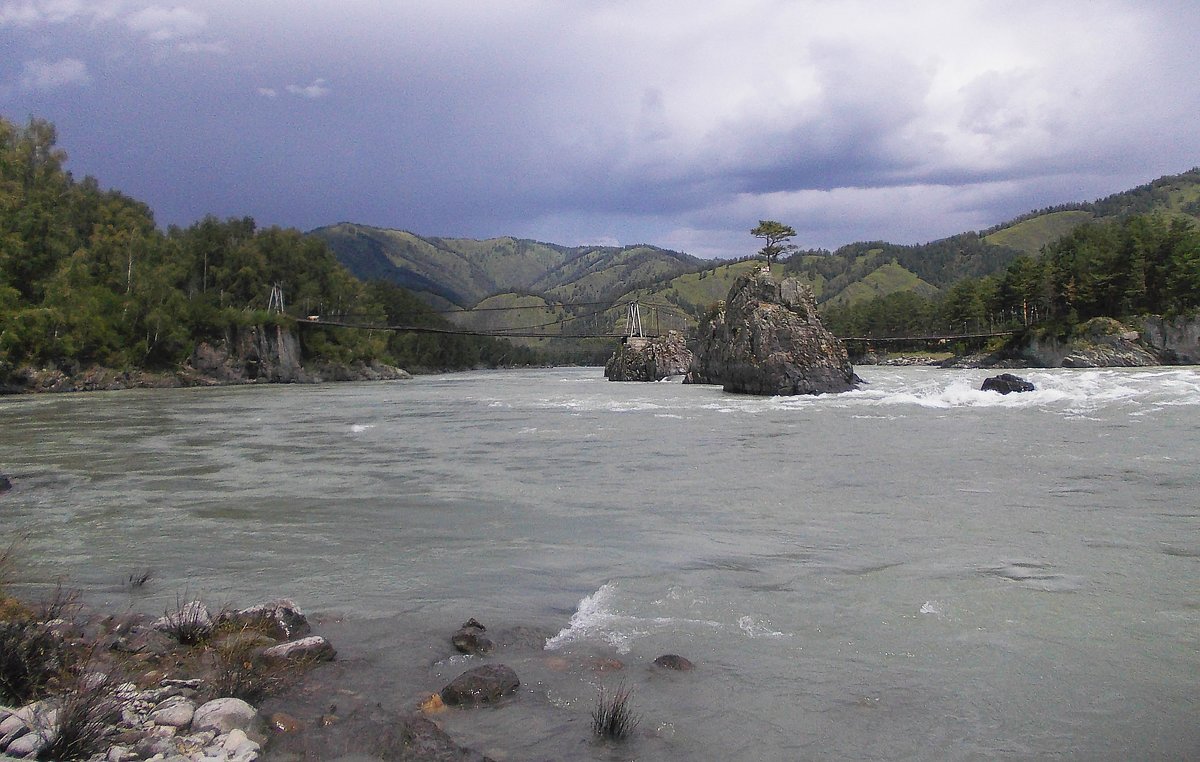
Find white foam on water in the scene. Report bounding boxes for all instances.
[919,600,943,616]
[348,424,374,433]
[736,615,792,640]
[545,582,723,654]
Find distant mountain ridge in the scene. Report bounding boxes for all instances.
[313,167,1200,340]
[310,224,704,309]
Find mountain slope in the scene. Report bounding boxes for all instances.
[312,223,704,308]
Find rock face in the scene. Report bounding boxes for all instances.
[686,267,858,395]
[185,324,303,383]
[604,331,694,382]
[1139,315,1200,364]
[981,373,1035,394]
[1021,318,1161,368]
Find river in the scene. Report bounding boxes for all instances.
[1,367,1198,760]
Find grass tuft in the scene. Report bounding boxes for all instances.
[125,568,153,591]
[590,680,640,741]
[158,594,214,646]
[36,669,122,761]
[0,621,65,704]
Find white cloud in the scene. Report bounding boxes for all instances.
[19,57,90,90]
[125,5,205,41]
[285,79,330,99]
[0,0,119,26]
[257,87,278,98]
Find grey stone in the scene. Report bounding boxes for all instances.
[261,635,335,663]
[220,599,311,641]
[191,698,257,734]
[149,698,195,728]
[3,731,45,758]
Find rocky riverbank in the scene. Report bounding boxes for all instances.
[0,324,411,396]
[0,588,517,762]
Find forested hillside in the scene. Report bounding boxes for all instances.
[820,213,1200,338]
[0,116,537,383]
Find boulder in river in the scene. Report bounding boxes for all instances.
[653,654,695,671]
[440,665,520,706]
[604,330,693,381]
[451,618,494,656]
[981,373,1035,394]
[686,267,859,395]
[0,474,11,492]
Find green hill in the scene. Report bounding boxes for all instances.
[979,167,1200,256]
[983,211,1095,255]
[821,261,939,307]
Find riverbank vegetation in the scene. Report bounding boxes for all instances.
[0,116,545,386]
[816,212,1200,340]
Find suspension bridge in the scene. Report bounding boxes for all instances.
[286,296,1018,347]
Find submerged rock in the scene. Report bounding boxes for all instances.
[604,330,693,381]
[687,267,859,395]
[981,373,1035,394]
[653,654,695,671]
[440,665,520,706]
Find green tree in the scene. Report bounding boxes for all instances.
[751,220,797,265]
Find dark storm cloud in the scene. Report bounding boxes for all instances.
[2,0,1197,257]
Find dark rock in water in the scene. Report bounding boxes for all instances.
[605,330,693,381]
[0,474,10,492]
[452,618,494,655]
[981,373,1035,394]
[686,267,859,395]
[275,710,496,762]
[653,654,695,671]
[440,665,520,706]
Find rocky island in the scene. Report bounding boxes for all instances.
[685,267,860,395]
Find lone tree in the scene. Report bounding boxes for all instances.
[751,220,797,265]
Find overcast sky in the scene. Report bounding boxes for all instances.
[3,1,1198,258]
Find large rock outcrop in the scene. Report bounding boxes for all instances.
[686,267,858,395]
[604,331,693,381]
[1020,318,1161,368]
